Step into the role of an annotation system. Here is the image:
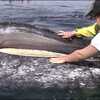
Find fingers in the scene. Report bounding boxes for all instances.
[57,31,65,35]
[49,58,63,63]
[57,31,73,38]
[49,55,67,64]
[62,35,68,38]
[57,31,68,38]
[58,31,65,33]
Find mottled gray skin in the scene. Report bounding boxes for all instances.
[0,53,100,100]
[0,22,89,53]
[0,23,100,100]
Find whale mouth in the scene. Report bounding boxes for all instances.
[0,48,65,57]
[0,23,67,57]
[0,22,89,57]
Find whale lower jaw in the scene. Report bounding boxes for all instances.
[0,48,65,57]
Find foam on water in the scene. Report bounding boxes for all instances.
[0,27,18,34]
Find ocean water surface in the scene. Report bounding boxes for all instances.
[0,0,93,31]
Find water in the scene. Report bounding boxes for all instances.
[0,0,93,31]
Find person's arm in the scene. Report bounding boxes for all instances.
[49,44,98,63]
[50,32,100,64]
[58,23,97,39]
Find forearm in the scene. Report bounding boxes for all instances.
[50,44,98,64]
[65,45,98,62]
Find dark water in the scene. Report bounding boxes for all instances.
[0,0,93,31]
[0,1,100,100]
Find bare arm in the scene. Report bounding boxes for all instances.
[65,44,97,62]
[49,44,98,63]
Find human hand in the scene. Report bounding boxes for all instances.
[57,31,75,38]
[49,55,68,64]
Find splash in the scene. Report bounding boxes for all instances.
[0,26,19,34]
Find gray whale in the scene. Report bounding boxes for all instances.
[0,22,89,54]
[0,22,100,100]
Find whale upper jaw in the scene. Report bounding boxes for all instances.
[0,22,89,57]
